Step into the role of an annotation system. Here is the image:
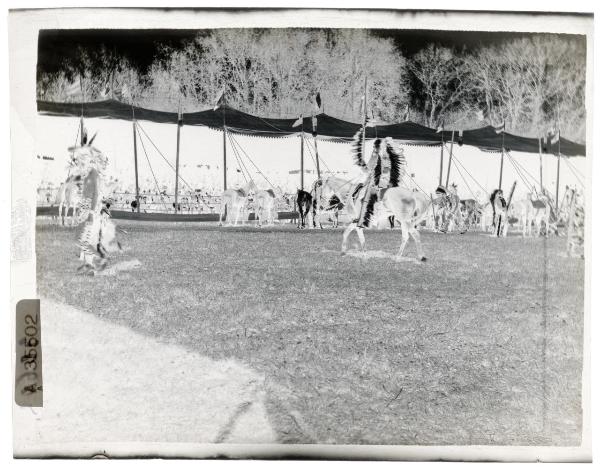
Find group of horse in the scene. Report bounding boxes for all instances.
[55,129,585,265]
[216,170,584,262]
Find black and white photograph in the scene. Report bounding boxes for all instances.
[8,5,593,461]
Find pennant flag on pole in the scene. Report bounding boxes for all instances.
[542,135,549,153]
[549,127,560,145]
[292,115,303,128]
[311,116,318,137]
[493,119,505,134]
[315,92,322,112]
[458,129,464,146]
[213,89,225,111]
[436,120,444,133]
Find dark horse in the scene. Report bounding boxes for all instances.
[490,188,508,237]
[314,194,345,229]
[296,189,313,228]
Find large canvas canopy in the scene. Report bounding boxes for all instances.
[38,99,586,157]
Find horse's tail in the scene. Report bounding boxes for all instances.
[218,197,227,224]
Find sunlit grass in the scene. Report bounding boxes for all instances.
[36,221,584,445]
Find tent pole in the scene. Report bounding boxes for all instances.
[556,139,561,213]
[312,109,321,180]
[498,151,504,190]
[174,107,182,212]
[445,130,455,189]
[539,137,543,192]
[132,118,140,214]
[80,115,85,146]
[499,129,505,190]
[314,137,321,179]
[222,110,227,191]
[300,130,304,190]
[438,133,444,187]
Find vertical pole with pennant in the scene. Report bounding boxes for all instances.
[174,105,182,212]
[539,136,544,192]
[300,124,304,190]
[499,130,505,190]
[313,116,321,180]
[438,130,444,187]
[556,136,561,214]
[132,108,140,214]
[222,109,227,191]
[445,130,455,189]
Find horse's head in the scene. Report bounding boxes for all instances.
[243,179,258,196]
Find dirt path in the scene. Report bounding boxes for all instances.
[14,298,276,457]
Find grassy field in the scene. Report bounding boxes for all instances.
[36,221,584,446]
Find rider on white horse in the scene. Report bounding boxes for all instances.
[355,137,401,229]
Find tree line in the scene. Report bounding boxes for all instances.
[37,29,586,142]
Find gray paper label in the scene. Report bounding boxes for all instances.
[15,299,43,407]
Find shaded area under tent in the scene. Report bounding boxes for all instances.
[35,99,587,221]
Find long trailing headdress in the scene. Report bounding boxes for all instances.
[371,137,406,188]
[350,127,367,171]
[384,137,406,187]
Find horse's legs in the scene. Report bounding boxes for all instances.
[502,212,509,237]
[69,204,76,226]
[396,222,411,258]
[341,222,357,254]
[234,205,241,226]
[410,226,427,261]
[356,227,365,251]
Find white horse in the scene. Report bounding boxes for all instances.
[523,191,552,237]
[254,186,282,227]
[325,135,431,261]
[218,180,257,226]
[340,185,431,260]
[56,175,82,226]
